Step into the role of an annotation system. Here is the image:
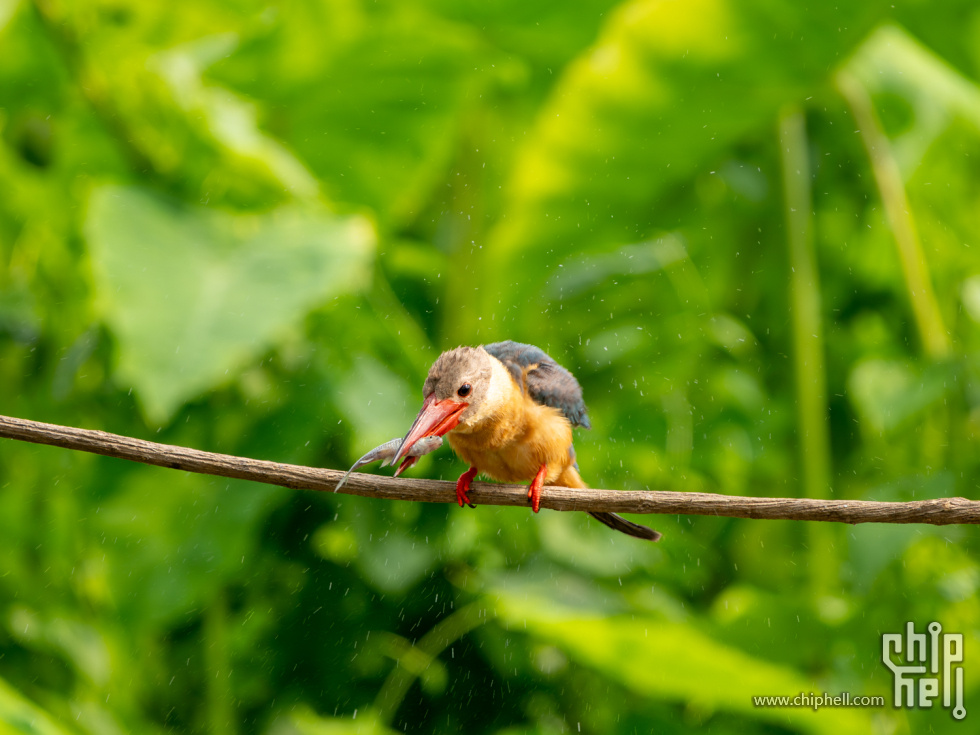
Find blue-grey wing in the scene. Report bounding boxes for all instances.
[483,340,591,429]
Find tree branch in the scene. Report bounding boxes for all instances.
[0,414,977,526]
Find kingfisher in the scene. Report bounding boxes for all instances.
[391,341,661,541]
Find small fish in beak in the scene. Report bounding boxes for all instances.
[391,393,468,466]
[335,435,443,491]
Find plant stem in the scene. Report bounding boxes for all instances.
[374,602,485,726]
[778,106,837,591]
[203,588,235,735]
[836,71,950,359]
[779,107,832,502]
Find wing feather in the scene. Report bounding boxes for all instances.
[483,340,591,429]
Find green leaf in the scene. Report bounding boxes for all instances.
[213,8,512,224]
[6,607,110,687]
[149,34,321,199]
[962,275,980,323]
[85,185,375,424]
[844,25,980,177]
[332,355,416,450]
[353,527,439,595]
[0,0,16,34]
[419,0,621,75]
[97,470,285,628]
[847,358,948,434]
[493,590,874,735]
[484,0,891,305]
[287,17,493,223]
[277,706,399,735]
[0,676,77,735]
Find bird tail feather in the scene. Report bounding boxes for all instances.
[555,465,662,542]
[587,511,662,542]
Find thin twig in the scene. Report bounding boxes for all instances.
[0,414,977,525]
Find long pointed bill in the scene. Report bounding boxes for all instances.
[393,455,419,477]
[392,394,468,465]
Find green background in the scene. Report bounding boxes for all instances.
[0,0,978,732]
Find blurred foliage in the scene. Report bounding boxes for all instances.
[1,0,980,732]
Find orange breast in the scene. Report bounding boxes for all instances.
[448,394,575,484]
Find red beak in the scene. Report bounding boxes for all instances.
[393,455,418,478]
[392,393,468,466]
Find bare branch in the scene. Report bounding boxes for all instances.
[0,414,977,526]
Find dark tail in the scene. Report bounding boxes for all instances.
[555,465,662,542]
[588,511,662,542]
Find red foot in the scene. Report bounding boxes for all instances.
[527,464,547,513]
[456,466,478,508]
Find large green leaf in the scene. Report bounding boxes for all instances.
[0,676,77,735]
[212,7,511,225]
[149,34,321,200]
[844,25,980,177]
[483,0,892,309]
[285,17,498,225]
[85,185,375,423]
[493,590,875,735]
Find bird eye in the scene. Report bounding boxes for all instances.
[457,384,472,398]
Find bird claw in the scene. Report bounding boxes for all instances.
[527,486,541,514]
[456,467,479,509]
[456,486,476,508]
[527,464,547,513]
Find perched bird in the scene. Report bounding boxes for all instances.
[392,341,661,541]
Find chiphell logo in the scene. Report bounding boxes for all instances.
[883,622,965,720]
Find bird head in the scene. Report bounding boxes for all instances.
[392,346,497,465]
